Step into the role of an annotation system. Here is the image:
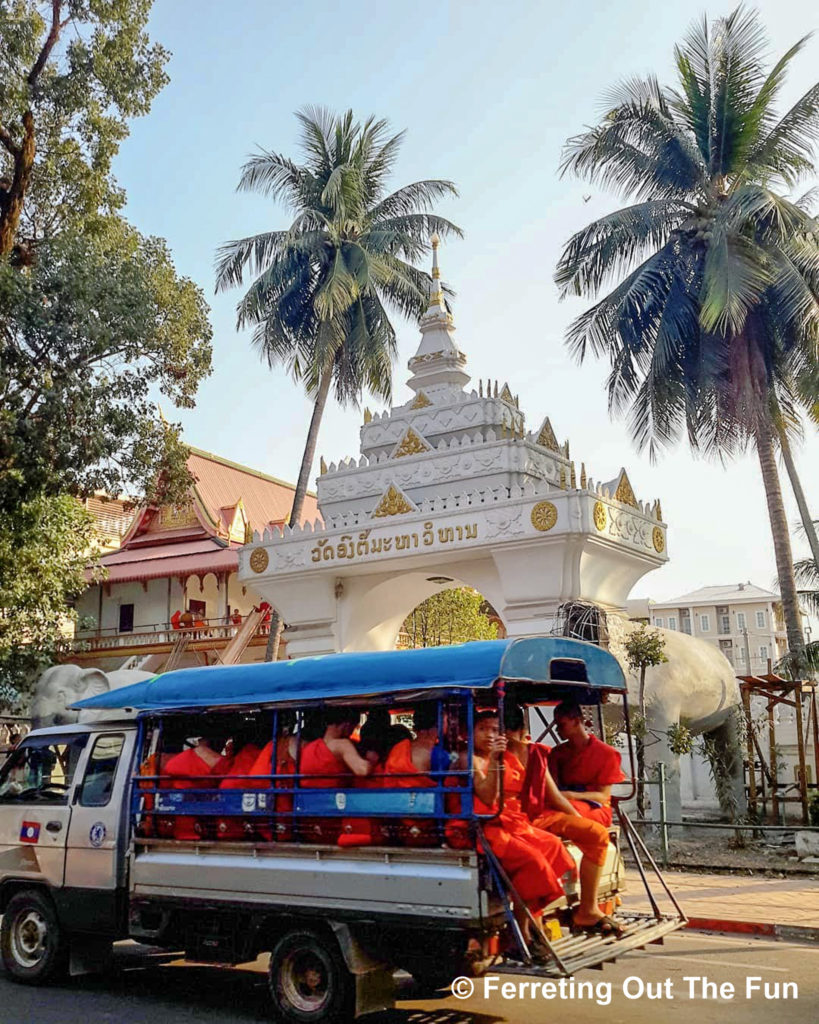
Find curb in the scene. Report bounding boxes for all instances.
[685,917,819,944]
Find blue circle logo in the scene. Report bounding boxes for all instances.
[89,822,107,848]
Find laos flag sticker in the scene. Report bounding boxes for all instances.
[20,821,40,844]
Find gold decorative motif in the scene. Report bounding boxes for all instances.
[320,457,328,475]
[432,266,441,279]
[249,548,269,574]
[655,499,663,522]
[363,407,372,424]
[428,289,444,306]
[652,526,665,553]
[410,391,432,409]
[559,466,567,490]
[372,485,414,518]
[615,470,639,508]
[570,462,577,488]
[500,383,514,404]
[531,501,558,532]
[392,427,429,459]
[536,418,560,453]
[159,503,198,529]
[580,463,587,488]
[593,501,607,531]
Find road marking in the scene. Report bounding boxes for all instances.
[644,953,789,972]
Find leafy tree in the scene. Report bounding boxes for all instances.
[0,224,212,511]
[0,0,169,255]
[401,589,499,648]
[556,7,819,662]
[216,107,461,661]
[0,493,101,693]
[623,624,668,817]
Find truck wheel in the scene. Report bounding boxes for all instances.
[268,929,354,1024]
[0,890,69,984]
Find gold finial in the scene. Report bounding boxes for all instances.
[580,462,587,488]
[564,440,570,459]
[515,394,520,409]
[320,457,328,475]
[655,499,663,522]
[363,407,372,424]
[559,466,567,489]
[431,232,440,248]
[570,462,577,488]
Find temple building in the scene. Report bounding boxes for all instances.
[239,236,668,657]
[71,448,317,671]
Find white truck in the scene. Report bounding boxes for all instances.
[0,639,685,1022]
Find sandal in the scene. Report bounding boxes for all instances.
[571,914,624,939]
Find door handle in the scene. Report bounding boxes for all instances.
[45,821,62,833]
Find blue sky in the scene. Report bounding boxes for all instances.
[115,0,819,603]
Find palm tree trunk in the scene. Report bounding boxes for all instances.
[777,425,819,570]
[755,422,804,660]
[264,367,333,663]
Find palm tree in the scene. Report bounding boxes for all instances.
[555,7,819,661]
[216,107,461,660]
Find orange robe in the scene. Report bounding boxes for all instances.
[338,766,388,848]
[246,740,298,840]
[164,746,233,840]
[298,738,350,842]
[216,744,262,840]
[548,735,625,827]
[383,739,439,847]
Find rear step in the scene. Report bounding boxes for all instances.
[495,914,684,978]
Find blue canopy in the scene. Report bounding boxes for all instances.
[73,637,625,713]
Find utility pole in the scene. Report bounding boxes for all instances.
[743,627,753,676]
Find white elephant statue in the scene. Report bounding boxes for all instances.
[605,613,743,821]
[31,665,155,729]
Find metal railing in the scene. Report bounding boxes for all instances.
[70,616,269,653]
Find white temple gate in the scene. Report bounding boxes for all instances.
[240,238,668,658]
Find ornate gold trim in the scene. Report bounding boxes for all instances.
[372,485,415,518]
[392,427,429,459]
[536,418,560,453]
[593,501,607,532]
[652,526,665,553]
[410,391,432,409]
[500,383,514,404]
[531,501,558,532]
[249,548,269,574]
[615,470,639,508]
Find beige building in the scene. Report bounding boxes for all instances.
[647,582,788,676]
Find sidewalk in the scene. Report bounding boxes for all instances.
[624,868,819,940]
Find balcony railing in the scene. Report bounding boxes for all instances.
[70,616,269,654]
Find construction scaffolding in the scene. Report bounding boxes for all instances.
[738,671,819,825]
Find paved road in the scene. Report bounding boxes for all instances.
[1,931,817,1023]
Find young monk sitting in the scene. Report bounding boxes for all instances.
[245,718,299,840]
[299,709,372,842]
[164,736,234,840]
[466,711,573,952]
[526,700,625,937]
[383,703,441,846]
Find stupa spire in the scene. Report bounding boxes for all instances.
[407,234,470,396]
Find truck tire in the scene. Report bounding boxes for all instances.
[268,928,354,1024]
[0,890,69,984]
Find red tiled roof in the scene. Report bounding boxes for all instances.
[98,539,238,584]
[187,448,319,530]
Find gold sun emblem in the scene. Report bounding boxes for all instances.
[249,548,269,574]
[593,501,607,531]
[530,501,558,532]
[652,527,665,553]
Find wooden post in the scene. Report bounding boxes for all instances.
[767,697,780,823]
[741,685,758,819]
[793,683,809,824]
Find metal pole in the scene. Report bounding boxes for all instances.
[794,685,809,824]
[743,627,753,676]
[768,698,780,824]
[741,685,758,819]
[657,762,669,869]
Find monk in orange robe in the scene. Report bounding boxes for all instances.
[526,700,624,936]
[244,731,298,840]
[299,709,371,842]
[164,737,234,840]
[383,704,441,847]
[215,741,263,840]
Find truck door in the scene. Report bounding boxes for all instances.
[64,730,136,917]
[0,732,89,889]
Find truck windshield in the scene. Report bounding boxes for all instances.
[0,734,88,804]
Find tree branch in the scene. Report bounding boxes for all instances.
[27,0,65,87]
[0,123,20,158]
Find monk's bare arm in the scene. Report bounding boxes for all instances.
[562,784,612,804]
[544,769,581,815]
[329,738,372,777]
[472,737,506,806]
